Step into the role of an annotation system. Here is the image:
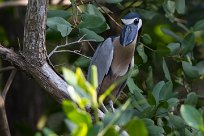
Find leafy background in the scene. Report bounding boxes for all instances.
[1,0,204,136]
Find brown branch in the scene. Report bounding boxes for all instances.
[23,0,48,66]
[0,66,15,73]
[0,96,11,136]
[0,44,70,103]
[2,69,17,101]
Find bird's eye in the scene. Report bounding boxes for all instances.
[134,19,139,24]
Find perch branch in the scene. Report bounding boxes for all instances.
[2,69,17,101]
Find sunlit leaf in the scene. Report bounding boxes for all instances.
[62,101,92,126]
[62,68,77,86]
[180,105,204,130]
[124,118,148,136]
[72,123,88,136]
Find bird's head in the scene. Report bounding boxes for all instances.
[120,12,142,46]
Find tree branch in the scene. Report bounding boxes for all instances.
[23,0,48,66]
[0,96,10,136]
[0,45,70,103]
[2,69,17,101]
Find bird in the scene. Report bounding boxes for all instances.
[87,12,142,108]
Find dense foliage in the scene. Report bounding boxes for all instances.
[18,0,204,136]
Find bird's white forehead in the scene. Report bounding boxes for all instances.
[121,18,142,29]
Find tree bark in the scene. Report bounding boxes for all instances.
[0,96,11,136]
[0,0,74,103]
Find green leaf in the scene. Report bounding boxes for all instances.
[185,92,198,106]
[105,0,123,4]
[62,101,92,126]
[48,10,71,19]
[163,58,171,81]
[196,61,204,75]
[74,57,90,68]
[87,4,106,21]
[104,126,118,136]
[137,44,148,63]
[180,105,204,130]
[72,123,88,136]
[90,65,98,89]
[156,45,171,56]
[127,78,143,93]
[147,92,156,105]
[42,127,58,136]
[167,42,180,55]
[161,27,182,42]
[159,81,173,100]
[169,114,185,129]
[152,81,165,104]
[181,33,195,56]
[146,66,154,89]
[167,0,176,14]
[62,68,77,86]
[47,17,72,37]
[127,78,149,110]
[136,9,157,20]
[79,28,104,42]
[124,118,148,136]
[79,14,108,33]
[176,0,185,14]
[182,61,199,78]
[193,19,204,31]
[142,34,152,45]
[147,126,164,136]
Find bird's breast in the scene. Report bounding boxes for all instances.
[111,37,135,76]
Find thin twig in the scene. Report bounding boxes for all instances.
[55,50,91,59]
[2,69,17,100]
[0,66,15,73]
[48,36,96,58]
[94,0,122,29]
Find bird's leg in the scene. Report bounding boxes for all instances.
[101,102,109,113]
[109,100,115,112]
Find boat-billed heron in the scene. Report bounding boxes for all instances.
[88,12,142,106]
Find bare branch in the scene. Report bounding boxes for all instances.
[2,69,17,101]
[0,66,15,73]
[0,44,70,103]
[48,36,96,58]
[54,50,91,59]
[23,0,48,66]
[0,96,11,136]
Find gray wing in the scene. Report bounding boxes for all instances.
[87,37,114,85]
